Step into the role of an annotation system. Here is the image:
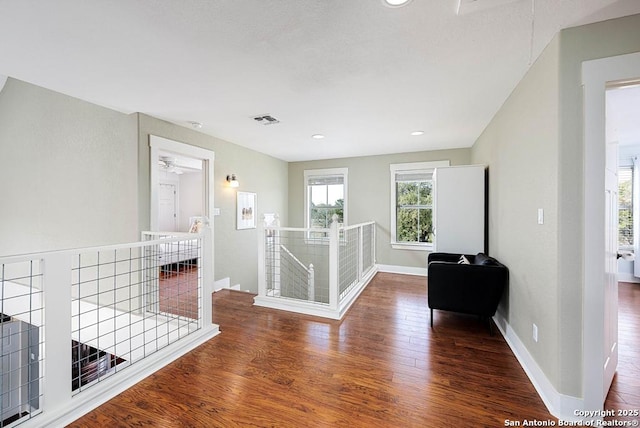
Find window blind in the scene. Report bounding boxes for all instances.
[395,171,432,182]
[307,175,344,186]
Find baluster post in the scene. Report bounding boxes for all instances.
[329,214,339,311]
[258,217,266,298]
[43,252,73,409]
[308,263,315,302]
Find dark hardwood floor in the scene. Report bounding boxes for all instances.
[604,281,640,418]
[69,272,560,427]
[159,264,199,319]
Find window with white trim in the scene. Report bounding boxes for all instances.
[390,161,449,250]
[304,168,348,238]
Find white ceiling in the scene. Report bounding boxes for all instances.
[1,0,639,162]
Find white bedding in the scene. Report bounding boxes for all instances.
[151,238,200,266]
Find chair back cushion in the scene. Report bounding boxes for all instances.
[474,253,497,266]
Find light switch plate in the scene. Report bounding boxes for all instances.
[537,208,544,225]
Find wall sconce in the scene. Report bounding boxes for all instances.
[226,174,239,188]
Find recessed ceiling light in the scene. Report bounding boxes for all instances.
[383,0,413,7]
[312,134,325,140]
[188,121,203,129]
[411,131,424,136]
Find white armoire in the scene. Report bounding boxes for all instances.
[433,165,486,255]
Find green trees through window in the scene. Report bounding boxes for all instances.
[619,166,633,248]
[305,169,347,239]
[310,198,344,228]
[396,180,433,243]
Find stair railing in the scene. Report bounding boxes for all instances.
[257,214,376,320]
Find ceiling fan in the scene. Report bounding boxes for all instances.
[158,156,184,175]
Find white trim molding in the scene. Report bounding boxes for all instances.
[582,51,640,411]
[617,273,640,283]
[303,167,348,229]
[149,135,215,233]
[493,312,584,421]
[377,264,427,276]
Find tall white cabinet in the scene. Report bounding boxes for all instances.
[433,165,486,255]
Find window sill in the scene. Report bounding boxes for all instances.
[391,243,433,251]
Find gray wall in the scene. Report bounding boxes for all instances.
[288,148,471,269]
[137,114,289,292]
[471,36,561,390]
[556,13,640,397]
[0,78,288,293]
[0,78,139,255]
[471,13,640,398]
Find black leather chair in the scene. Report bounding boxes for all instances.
[427,252,508,334]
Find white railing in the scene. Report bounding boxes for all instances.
[0,229,218,428]
[278,244,315,301]
[256,216,377,320]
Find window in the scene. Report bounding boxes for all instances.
[619,166,633,248]
[390,161,449,250]
[304,168,348,237]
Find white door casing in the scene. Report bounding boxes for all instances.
[603,132,619,395]
[149,135,214,232]
[583,51,640,411]
[149,135,215,325]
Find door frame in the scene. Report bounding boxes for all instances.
[149,135,214,232]
[582,51,640,411]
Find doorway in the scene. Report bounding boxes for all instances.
[607,83,640,410]
[156,150,204,233]
[583,52,640,411]
[149,135,214,232]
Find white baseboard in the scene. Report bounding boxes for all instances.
[214,277,230,291]
[493,312,584,421]
[377,264,427,276]
[214,277,243,292]
[254,267,377,320]
[213,277,231,292]
[618,273,640,283]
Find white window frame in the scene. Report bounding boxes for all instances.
[618,164,634,251]
[304,168,348,234]
[390,161,449,251]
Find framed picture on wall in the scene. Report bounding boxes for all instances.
[237,192,257,230]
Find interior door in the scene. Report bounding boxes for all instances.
[158,183,177,232]
[603,133,619,398]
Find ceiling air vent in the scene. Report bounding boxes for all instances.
[253,114,280,125]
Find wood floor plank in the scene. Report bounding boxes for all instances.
[68,272,576,427]
[604,281,640,421]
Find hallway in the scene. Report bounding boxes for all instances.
[69,273,554,427]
